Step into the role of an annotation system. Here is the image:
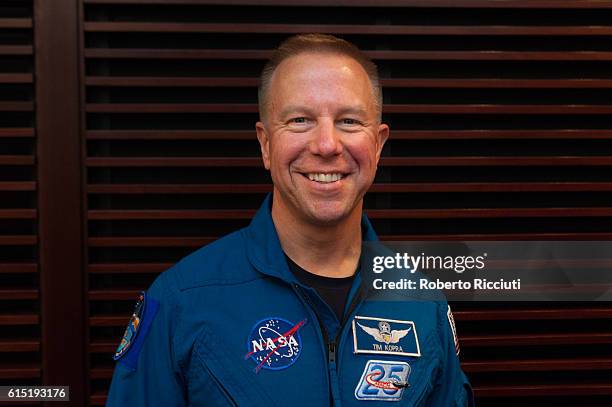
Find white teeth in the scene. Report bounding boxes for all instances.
[306,173,344,183]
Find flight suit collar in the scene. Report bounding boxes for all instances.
[245,193,378,283]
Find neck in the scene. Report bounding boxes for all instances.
[272,194,362,278]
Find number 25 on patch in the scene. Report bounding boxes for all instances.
[355,360,411,401]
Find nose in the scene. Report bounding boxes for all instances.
[309,118,343,157]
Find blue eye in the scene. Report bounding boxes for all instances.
[342,118,360,125]
[290,117,307,124]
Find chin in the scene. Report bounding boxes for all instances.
[304,203,355,226]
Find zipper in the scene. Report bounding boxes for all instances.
[292,283,368,406]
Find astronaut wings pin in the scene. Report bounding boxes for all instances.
[358,321,412,344]
[352,316,421,357]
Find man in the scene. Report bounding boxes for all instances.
[107,34,473,406]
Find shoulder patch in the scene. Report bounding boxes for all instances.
[447,305,460,356]
[113,291,160,370]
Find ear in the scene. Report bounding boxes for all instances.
[375,123,390,163]
[256,121,271,170]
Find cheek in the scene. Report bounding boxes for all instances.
[269,136,305,171]
[345,139,379,172]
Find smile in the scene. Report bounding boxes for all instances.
[305,173,344,183]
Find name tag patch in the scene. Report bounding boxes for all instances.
[352,316,421,357]
[355,360,411,401]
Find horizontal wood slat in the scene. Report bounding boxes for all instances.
[87,207,612,220]
[0,128,35,138]
[0,315,39,326]
[0,365,41,379]
[84,22,612,36]
[462,358,612,372]
[0,264,38,273]
[85,76,612,89]
[0,18,32,29]
[0,341,40,352]
[0,102,34,112]
[0,74,34,84]
[0,155,36,165]
[0,236,37,246]
[88,263,172,273]
[455,308,612,321]
[88,237,214,247]
[84,48,612,61]
[81,0,612,9]
[85,156,612,167]
[0,182,36,191]
[475,384,612,397]
[86,129,612,140]
[0,290,38,300]
[0,45,33,55]
[461,332,612,347]
[86,103,612,114]
[86,182,612,194]
[0,209,37,219]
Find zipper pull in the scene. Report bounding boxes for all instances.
[328,341,336,364]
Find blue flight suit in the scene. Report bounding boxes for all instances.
[107,194,474,406]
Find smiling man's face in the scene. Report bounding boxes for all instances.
[256,52,389,226]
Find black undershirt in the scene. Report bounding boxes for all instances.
[285,255,357,322]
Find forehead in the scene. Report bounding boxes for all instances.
[267,52,375,114]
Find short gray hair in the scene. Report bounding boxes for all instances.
[258,34,383,123]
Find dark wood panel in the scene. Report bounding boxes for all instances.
[84,22,612,36]
[85,182,612,194]
[85,156,612,167]
[84,48,612,61]
[462,332,612,347]
[87,207,612,220]
[86,76,612,89]
[35,0,86,403]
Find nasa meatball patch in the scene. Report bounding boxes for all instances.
[354,360,411,401]
[244,317,307,373]
[352,316,421,358]
[113,291,159,371]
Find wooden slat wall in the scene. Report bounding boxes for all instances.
[0,0,41,399]
[79,0,612,405]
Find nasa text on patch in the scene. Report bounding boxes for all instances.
[355,360,411,401]
[352,316,421,357]
[113,291,159,371]
[244,317,307,373]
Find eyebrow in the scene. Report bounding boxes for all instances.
[278,105,369,120]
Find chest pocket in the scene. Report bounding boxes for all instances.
[187,324,277,407]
